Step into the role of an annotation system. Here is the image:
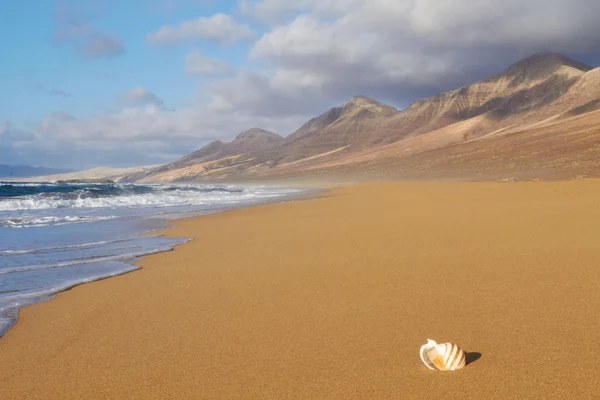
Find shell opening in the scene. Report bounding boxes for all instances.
[419,339,439,370]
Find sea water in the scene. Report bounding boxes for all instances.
[0,182,302,337]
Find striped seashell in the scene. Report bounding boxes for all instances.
[420,339,466,371]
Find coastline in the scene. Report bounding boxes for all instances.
[2,181,600,399]
[0,184,308,338]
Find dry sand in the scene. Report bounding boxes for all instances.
[2,181,600,399]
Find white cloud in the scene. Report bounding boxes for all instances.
[54,23,94,41]
[35,85,71,98]
[53,3,125,60]
[0,121,37,144]
[207,69,333,118]
[35,105,306,145]
[147,13,255,45]
[118,87,164,107]
[240,0,360,22]
[186,49,231,76]
[9,0,600,169]
[233,0,600,115]
[80,34,125,59]
[147,0,215,14]
[252,0,600,53]
[2,104,305,169]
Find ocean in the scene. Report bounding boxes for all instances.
[0,181,302,337]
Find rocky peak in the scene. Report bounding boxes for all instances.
[234,128,282,142]
[493,52,592,83]
[341,96,398,116]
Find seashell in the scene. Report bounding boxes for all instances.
[420,339,466,371]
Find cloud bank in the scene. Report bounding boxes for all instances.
[118,87,164,107]
[186,49,232,76]
[147,13,255,45]
[7,0,600,168]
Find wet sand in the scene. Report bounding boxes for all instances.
[1,181,600,399]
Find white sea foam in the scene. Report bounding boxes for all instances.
[0,182,59,187]
[1,215,117,228]
[0,237,144,255]
[0,265,138,305]
[0,244,187,276]
[0,186,297,211]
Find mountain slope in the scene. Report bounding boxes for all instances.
[377,53,593,142]
[177,128,284,167]
[289,107,600,182]
[123,53,600,183]
[242,96,399,168]
[286,96,397,143]
[123,128,284,182]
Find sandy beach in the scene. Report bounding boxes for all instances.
[2,181,600,399]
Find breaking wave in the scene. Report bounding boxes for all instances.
[0,183,291,212]
[1,215,117,228]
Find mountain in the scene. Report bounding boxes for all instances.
[0,165,74,179]
[351,52,600,158]
[261,96,398,163]
[122,53,600,183]
[286,96,397,143]
[376,53,594,141]
[177,128,285,167]
[123,128,284,182]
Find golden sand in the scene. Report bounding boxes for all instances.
[2,181,600,399]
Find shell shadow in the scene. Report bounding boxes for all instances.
[465,352,482,366]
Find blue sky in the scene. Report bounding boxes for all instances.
[1,0,599,169]
[1,0,247,125]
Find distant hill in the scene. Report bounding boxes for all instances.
[0,165,74,179]
[123,128,285,182]
[119,52,600,183]
[8,165,163,183]
[177,128,285,166]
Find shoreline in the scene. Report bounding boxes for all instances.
[2,181,600,399]
[0,184,312,339]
